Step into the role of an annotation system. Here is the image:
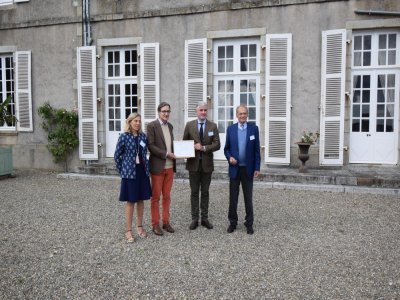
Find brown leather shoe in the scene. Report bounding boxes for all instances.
[162,223,175,233]
[152,224,164,236]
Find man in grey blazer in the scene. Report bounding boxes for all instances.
[183,101,220,230]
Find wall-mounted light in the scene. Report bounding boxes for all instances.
[97,97,102,102]
[96,54,101,59]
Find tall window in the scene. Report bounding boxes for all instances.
[351,31,399,134]
[104,48,138,132]
[214,39,260,133]
[0,54,15,129]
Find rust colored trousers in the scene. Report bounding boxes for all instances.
[150,168,174,227]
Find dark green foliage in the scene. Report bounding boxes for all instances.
[38,102,79,170]
[0,95,17,127]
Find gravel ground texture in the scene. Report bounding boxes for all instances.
[1,170,400,299]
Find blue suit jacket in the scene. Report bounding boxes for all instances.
[224,122,261,179]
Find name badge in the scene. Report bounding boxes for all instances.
[250,135,255,141]
[208,131,214,137]
[140,141,146,148]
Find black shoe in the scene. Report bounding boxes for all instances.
[227,225,236,233]
[247,226,254,235]
[201,219,213,229]
[189,220,198,230]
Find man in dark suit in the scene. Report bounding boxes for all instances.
[224,105,260,235]
[183,101,220,230]
[147,102,176,236]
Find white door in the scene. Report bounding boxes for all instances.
[349,71,399,163]
[105,82,138,157]
[213,77,260,159]
[104,48,138,157]
[213,39,260,160]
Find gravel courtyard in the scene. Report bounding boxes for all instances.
[1,170,399,299]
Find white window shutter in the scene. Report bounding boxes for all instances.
[77,46,98,160]
[14,51,33,132]
[265,34,292,165]
[140,43,159,132]
[320,29,346,165]
[185,39,207,123]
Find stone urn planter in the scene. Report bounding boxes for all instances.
[295,142,311,173]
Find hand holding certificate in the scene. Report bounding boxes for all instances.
[173,140,195,158]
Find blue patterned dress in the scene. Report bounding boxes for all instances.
[114,132,151,202]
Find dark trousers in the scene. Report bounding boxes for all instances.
[228,166,254,227]
[189,163,212,221]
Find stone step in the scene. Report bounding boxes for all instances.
[75,160,400,188]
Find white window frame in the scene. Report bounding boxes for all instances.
[213,38,260,75]
[0,0,29,5]
[0,54,15,131]
[352,30,400,70]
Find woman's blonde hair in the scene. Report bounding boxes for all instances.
[124,112,142,133]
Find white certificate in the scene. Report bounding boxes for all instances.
[173,140,195,158]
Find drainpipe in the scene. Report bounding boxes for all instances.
[82,0,92,46]
[354,9,400,16]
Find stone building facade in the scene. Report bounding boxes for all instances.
[0,0,399,171]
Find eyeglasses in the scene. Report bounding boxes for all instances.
[160,110,171,114]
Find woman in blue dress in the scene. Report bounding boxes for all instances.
[114,112,151,242]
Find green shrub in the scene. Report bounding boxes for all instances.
[38,102,79,171]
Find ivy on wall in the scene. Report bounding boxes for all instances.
[38,103,79,171]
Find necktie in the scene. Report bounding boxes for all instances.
[199,123,204,143]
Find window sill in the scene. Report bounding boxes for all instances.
[0,130,18,136]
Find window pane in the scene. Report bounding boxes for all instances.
[108,52,113,63]
[227,94,234,106]
[132,96,138,107]
[362,90,370,103]
[115,108,121,118]
[362,75,370,88]
[218,47,225,59]
[227,46,233,58]
[250,44,257,56]
[362,104,369,117]
[377,90,385,103]
[387,104,394,118]
[386,119,393,132]
[218,60,224,72]
[125,97,131,107]
[125,65,131,76]
[227,108,234,120]
[240,80,247,92]
[387,74,395,87]
[361,119,369,132]
[226,59,233,72]
[364,35,371,50]
[218,95,225,106]
[218,108,225,119]
[388,50,396,65]
[354,52,361,66]
[240,59,248,72]
[218,122,225,133]
[353,75,361,88]
[218,80,225,92]
[388,34,396,48]
[352,105,360,117]
[377,75,385,88]
[116,121,121,131]
[115,65,120,77]
[109,121,114,131]
[354,36,362,50]
[377,104,385,117]
[249,93,256,106]
[363,52,371,66]
[125,51,131,63]
[108,65,113,77]
[379,35,386,49]
[378,51,386,65]
[248,107,256,120]
[241,45,248,57]
[387,89,394,103]
[115,52,120,63]
[352,120,360,132]
[227,80,234,92]
[109,109,114,119]
[240,94,247,105]
[376,119,384,132]
[249,58,257,71]
[353,90,360,103]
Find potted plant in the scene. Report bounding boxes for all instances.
[0,95,17,177]
[295,130,319,173]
